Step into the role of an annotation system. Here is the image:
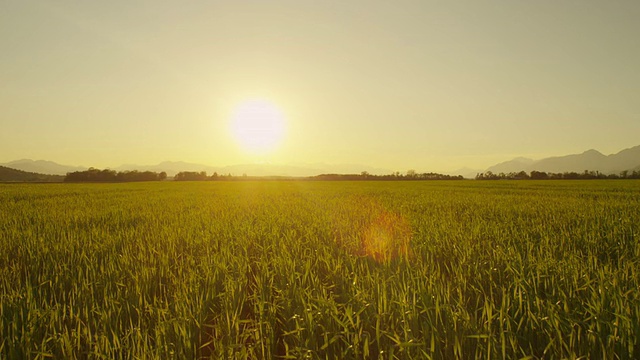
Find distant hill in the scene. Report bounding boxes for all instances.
[7,145,637,179]
[445,167,483,179]
[114,161,215,177]
[1,159,87,176]
[0,166,64,182]
[485,145,640,174]
[115,161,392,177]
[217,163,391,177]
[485,157,535,175]
[1,159,394,178]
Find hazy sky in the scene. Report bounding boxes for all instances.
[1,1,639,172]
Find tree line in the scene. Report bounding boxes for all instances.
[173,172,239,181]
[173,170,464,181]
[475,170,640,180]
[64,168,167,182]
[63,168,640,183]
[311,171,464,181]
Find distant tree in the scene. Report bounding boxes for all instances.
[311,171,463,181]
[530,171,549,180]
[65,168,165,182]
[514,171,529,180]
[174,171,208,181]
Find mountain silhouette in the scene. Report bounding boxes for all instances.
[1,159,393,178]
[0,165,64,182]
[485,157,535,175]
[0,159,87,176]
[114,161,215,176]
[115,162,392,177]
[485,145,640,174]
[4,145,638,179]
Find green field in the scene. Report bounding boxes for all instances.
[1,181,639,359]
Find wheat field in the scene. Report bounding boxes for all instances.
[1,180,639,359]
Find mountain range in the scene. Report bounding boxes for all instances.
[0,159,392,177]
[485,145,640,175]
[1,159,87,176]
[0,165,64,182]
[2,145,639,178]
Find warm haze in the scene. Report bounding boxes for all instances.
[1,1,639,173]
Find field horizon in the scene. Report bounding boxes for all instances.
[3,144,640,179]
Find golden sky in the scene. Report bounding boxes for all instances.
[1,1,639,172]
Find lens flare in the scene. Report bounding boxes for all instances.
[361,211,413,263]
[329,197,413,263]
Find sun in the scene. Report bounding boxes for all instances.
[230,99,286,154]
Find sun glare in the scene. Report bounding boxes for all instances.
[230,99,286,154]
